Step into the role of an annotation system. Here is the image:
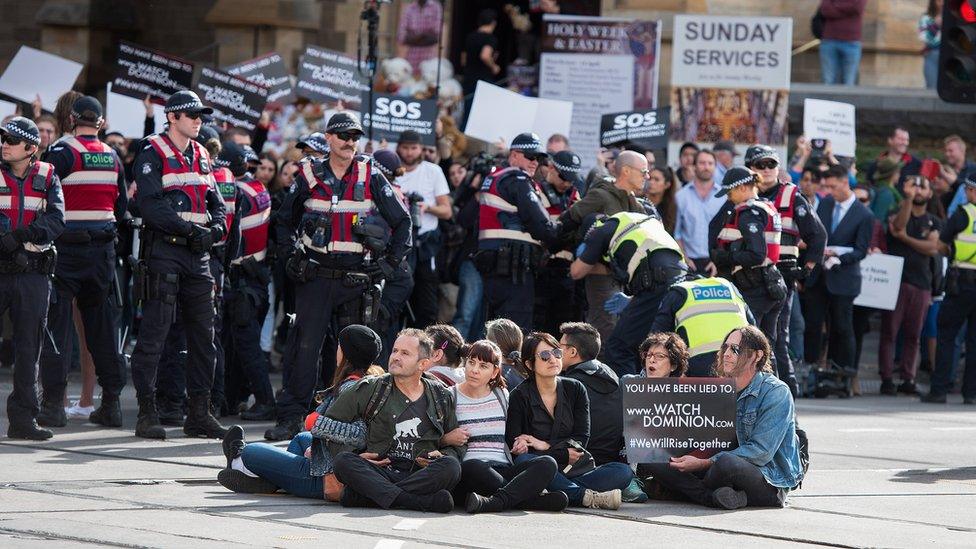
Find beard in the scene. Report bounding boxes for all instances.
[912,198,928,206]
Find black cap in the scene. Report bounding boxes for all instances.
[296,132,329,154]
[713,139,737,156]
[717,166,759,197]
[325,112,364,135]
[964,173,976,189]
[0,116,40,146]
[241,144,259,164]
[551,150,582,181]
[215,140,245,168]
[372,149,401,179]
[194,125,220,147]
[397,130,422,145]
[510,132,546,156]
[164,90,213,115]
[744,144,779,166]
[338,324,382,369]
[71,96,104,123]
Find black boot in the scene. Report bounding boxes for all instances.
[222,425,246,469]
[8,419,53,440]
[465,493,506,514]
[135,396,167,439]
[516,491,569,512]
[183,393,229,438]
[240,402,275,421]
[263,417,301,441]
[37,397,67,428]
[89,393,123,428]
[157,395,185,426]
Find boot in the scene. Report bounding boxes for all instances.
[37,397,67,428]
[240,402,275,421]
[183,393,229,438]
[465,493,505,514]
[516,491,569,512]
[89,393,123,427]
[135,396,167,439]
[8,419,53,440]
[157,395,185,426]
[264,417,302,441]
[581,488,621,510]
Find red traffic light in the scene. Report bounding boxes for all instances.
[955,0,976,22]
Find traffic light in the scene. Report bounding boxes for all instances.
[938,0,976,103]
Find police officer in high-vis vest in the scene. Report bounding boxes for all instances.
[650,275,754,377]
[534,150,582,335]
[270,112,411,441]
[131,90,228,440]
[745,144,825,395]
[37,96,128,430]
[710,167,788,368]
[475,132,558,332]
[571,211,686,376]
[923,174,976,404]
[0,117,65,440]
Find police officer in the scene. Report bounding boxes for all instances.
[923,175,976,404]
[649,275,754,377]
[269,112,410,440]
[710,167,788,365]
[746,144,825,395]
[0,117,65,440]
[130,90,228,440]
[37,96,128,430]
[475,132,558,332]
[534,150,582,335]
[570,211,686,376]
[296,132,329,161]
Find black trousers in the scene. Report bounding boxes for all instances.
[3,273,51,426]
[332,451,462,509]
[408,230,441,329]
[643,453,785,508]
[534,261,580,337]
[801,279,856,370]
[931,278,976,398]
[39,240,125,401]
[604,286,667,377]
[483,274,534,334]
[773,285,799,394]
[453,455,558,508]
[224,271,274,405]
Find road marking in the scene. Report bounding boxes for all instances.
[836,428,892,433]
[932,426,976,431]
[374,540,405,549]
[393,518,425,531]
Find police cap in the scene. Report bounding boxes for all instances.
[551,150,582,182]
[296,132,329,154]
[325,112,364,136]
[510,132,546,158]
[71,95,104,124]
[164,90,213,115]
[0,116,40,146]
[372,149,401,179]
[744,144,779,167]
[717,166,760,197]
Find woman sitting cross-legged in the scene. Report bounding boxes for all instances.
[443,339,569,514]
[217,325,383,499]
[505,332,634,510]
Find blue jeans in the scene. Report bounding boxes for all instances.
[452,260,484,341]
[515,453,633,506]
[820,39,862,85]
[788,289,804,361]
[241,432,324,499]
[923,49,939,89]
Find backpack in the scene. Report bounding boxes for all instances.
[811,9,825,40]
[795,426,811,488]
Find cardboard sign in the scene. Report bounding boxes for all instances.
[194,67,268,132]
[225,52,295,107]
[854,253,905,311]
[113,41,194,105]
[360,92,437,145]
[599,107,670,150]
[671,16,793,90]
[105,83,165,138]
[803,98,856,157]
[296,46,370,107]
[464,81,573,147]
[622,377,737,463]
[0,47,84,111]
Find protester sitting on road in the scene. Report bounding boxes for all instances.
[444,339,568,513]
[425,324,466,386]
[506,332,634,510]
[641,326,803,509]
[217,325,383,499]
[486,318,527,389]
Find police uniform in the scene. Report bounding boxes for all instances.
[36,97,128,429]
[270,112,411,440]
[579,211,686,376]
[0,117,66,440]
[650,276,754,377]
[130,91,228,440]
[297,132,329,161]
[475,133,558,332]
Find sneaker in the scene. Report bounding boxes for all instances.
[897,381,919,396]
[621,478,649,503]
[66,401,96,419]
[581,488,621,510]
[222,425,246,469]
[879,379,897,396]
[711,486,747,510]
[217,468,278,494]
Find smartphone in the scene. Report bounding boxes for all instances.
[810,138,826,152]
[920,159,941,180]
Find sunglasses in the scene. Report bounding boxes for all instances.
[178,113,202,120]
[1,135,23,146]
[334,131,362,142]
[722,343,744,356]
[523,152,546,162]
[537,348,563,361]
[752,160,779,170]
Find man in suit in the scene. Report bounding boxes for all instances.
[801,164,874,373]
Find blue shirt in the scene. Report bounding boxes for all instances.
[674,181,726,259]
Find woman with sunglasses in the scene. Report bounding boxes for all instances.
[505,332,634,509]
[640,326,803,509]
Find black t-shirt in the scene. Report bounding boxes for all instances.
[388,393,434,472]
[463,32,499,89]
[887,212,943,289]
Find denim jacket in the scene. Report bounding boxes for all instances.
[711,371,803,489]
[308,378,367,476]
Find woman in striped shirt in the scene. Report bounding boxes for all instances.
[442,339,568,513]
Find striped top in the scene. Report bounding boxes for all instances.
[456,388,511,465]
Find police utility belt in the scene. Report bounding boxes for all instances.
[624,262,685,295]
[0,248,57,275]
[55,228,117,246]
[473,241,545,283]
[732,264,787,300]
[945,266,976,296]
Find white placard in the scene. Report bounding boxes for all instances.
[671,15,793,90]
[803,99,856,157]
[854,253,904,311]
[106,83,165,139]
[464,81,573,147]
[0,100,17,118]
[0,47,83,111]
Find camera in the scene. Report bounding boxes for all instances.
[405,191,424,229]
[468,151,495,178]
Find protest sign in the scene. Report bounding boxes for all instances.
[599,107,669,150]
[803,99,856,157]
[540,14,661,171]
[0,47,83,111]
[671,16,793,90]
[622,377,737,463]
[194,67,268,132]
[296,46,370,107]
[112,41,194,105]
[106,83,165,138]
[854,253,904,311]
[360,92,437,145]
[225,53,295,107]
[464,81,572,147]
[0,100,17,118]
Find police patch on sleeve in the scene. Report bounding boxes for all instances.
[748,223,760,234]
[796,205,807,217]
[528,192,539,203]
[383,185,393,197]
[142,163,152,175]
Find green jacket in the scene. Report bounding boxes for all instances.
[560,177,644,237]
[324,374,465,467]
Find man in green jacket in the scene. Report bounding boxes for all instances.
[328,328,465,513]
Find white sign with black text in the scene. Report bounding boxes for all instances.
[854,253,904,311]
[803,99,856,157]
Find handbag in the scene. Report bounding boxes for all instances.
[811,9,825,40]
